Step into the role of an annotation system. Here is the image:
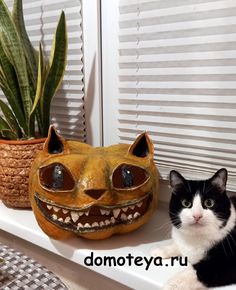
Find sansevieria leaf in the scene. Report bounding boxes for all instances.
[0,115,10,131]
[0,117,17,140]
[41,11,67,136]
[1,129,17,139]
[12,0,38,88]
[0,40,20,99]
[0,41,27,132]
[0,1,67,140]
[0,99,22,138]
[30,43,45,134]
[30,43,44,117]
[0,0,32,134]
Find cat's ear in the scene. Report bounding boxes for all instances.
[210,168,227,193]
[43,125,69,154]
[169,170,186,189]
[128,132,154,158]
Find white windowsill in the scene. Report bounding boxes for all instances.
[0,200,234,290]
[0,201,177,289]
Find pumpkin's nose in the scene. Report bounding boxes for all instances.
[85,189,106,200]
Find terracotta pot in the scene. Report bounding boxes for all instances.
[0,138,45,208]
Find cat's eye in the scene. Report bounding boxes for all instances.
[204,198,215,208]
[181,199,192,208]
[39,163,75,191]
[112,164,149,189]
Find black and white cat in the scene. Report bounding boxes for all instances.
[152,168,236,290]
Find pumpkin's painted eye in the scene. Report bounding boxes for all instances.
[204,198,215,208]
[181,199,192,208]
[121,167,134,187]
[39,163,75,191]
[112,164,149,189]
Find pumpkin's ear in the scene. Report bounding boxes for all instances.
[43,125,69,154]
[128,132,154,158]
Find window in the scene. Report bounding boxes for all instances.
[102,0,236,191]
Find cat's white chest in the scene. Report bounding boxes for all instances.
[172,228,210,264]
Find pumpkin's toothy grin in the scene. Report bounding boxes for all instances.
[35,193,152,233]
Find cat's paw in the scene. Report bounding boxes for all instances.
[150,244,180,259]
[163,280,206,290]
[163,268,207,290]
[150,247,171,259]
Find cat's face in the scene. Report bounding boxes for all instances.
[169,169,230,234]
[29,126,159,240]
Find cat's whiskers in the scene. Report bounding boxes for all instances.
[221,240,229,257]
[153,219,173,232]
[168,210,179,216]
[226,236,234,256]
[227,232,236,247]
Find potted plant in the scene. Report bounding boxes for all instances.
[0,0,67,208]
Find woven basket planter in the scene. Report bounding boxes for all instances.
[0,138,45,208]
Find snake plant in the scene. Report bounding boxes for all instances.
[0,0,67,139]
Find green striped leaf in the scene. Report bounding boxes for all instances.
[0,99,22,138]
[0,0,32,132]
[12,0,38,88]
[30,43,44,116]
[41,11,67,136]
[0,63,27,134]
[1,129,18,139]
[0,40,20,100]
[0,115,10,131]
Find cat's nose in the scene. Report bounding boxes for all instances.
[85,189,106,200]
[193,213,203,222]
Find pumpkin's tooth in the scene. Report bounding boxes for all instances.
[53,206,60,212]
[134,212,140,219]
[121,213,127,221]
[84,223,91,228]
[85,210,90,216]
[100,209,110,215]
[100,209,106,215]
[122,207,128,212]
[128,214,133,220]
[47,205,52,210]
[92,222,99,227]
[78,211,84,216]
[71,211,79,223]
[129,205,135,210]
[52,214,57,220]
[105,219,110,225]
[62,209,69,214]
[64,216,71,223]
[137,201,143,208]
[77,223,83,229]
[113,208,120,218]
[110,217,116,224]
[58,218,63,222]
[100,221,105,227]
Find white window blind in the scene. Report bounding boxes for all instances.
[1,0,85,141]
[118,0,236,190]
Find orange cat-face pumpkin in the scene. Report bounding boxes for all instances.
[29,126,159,240]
